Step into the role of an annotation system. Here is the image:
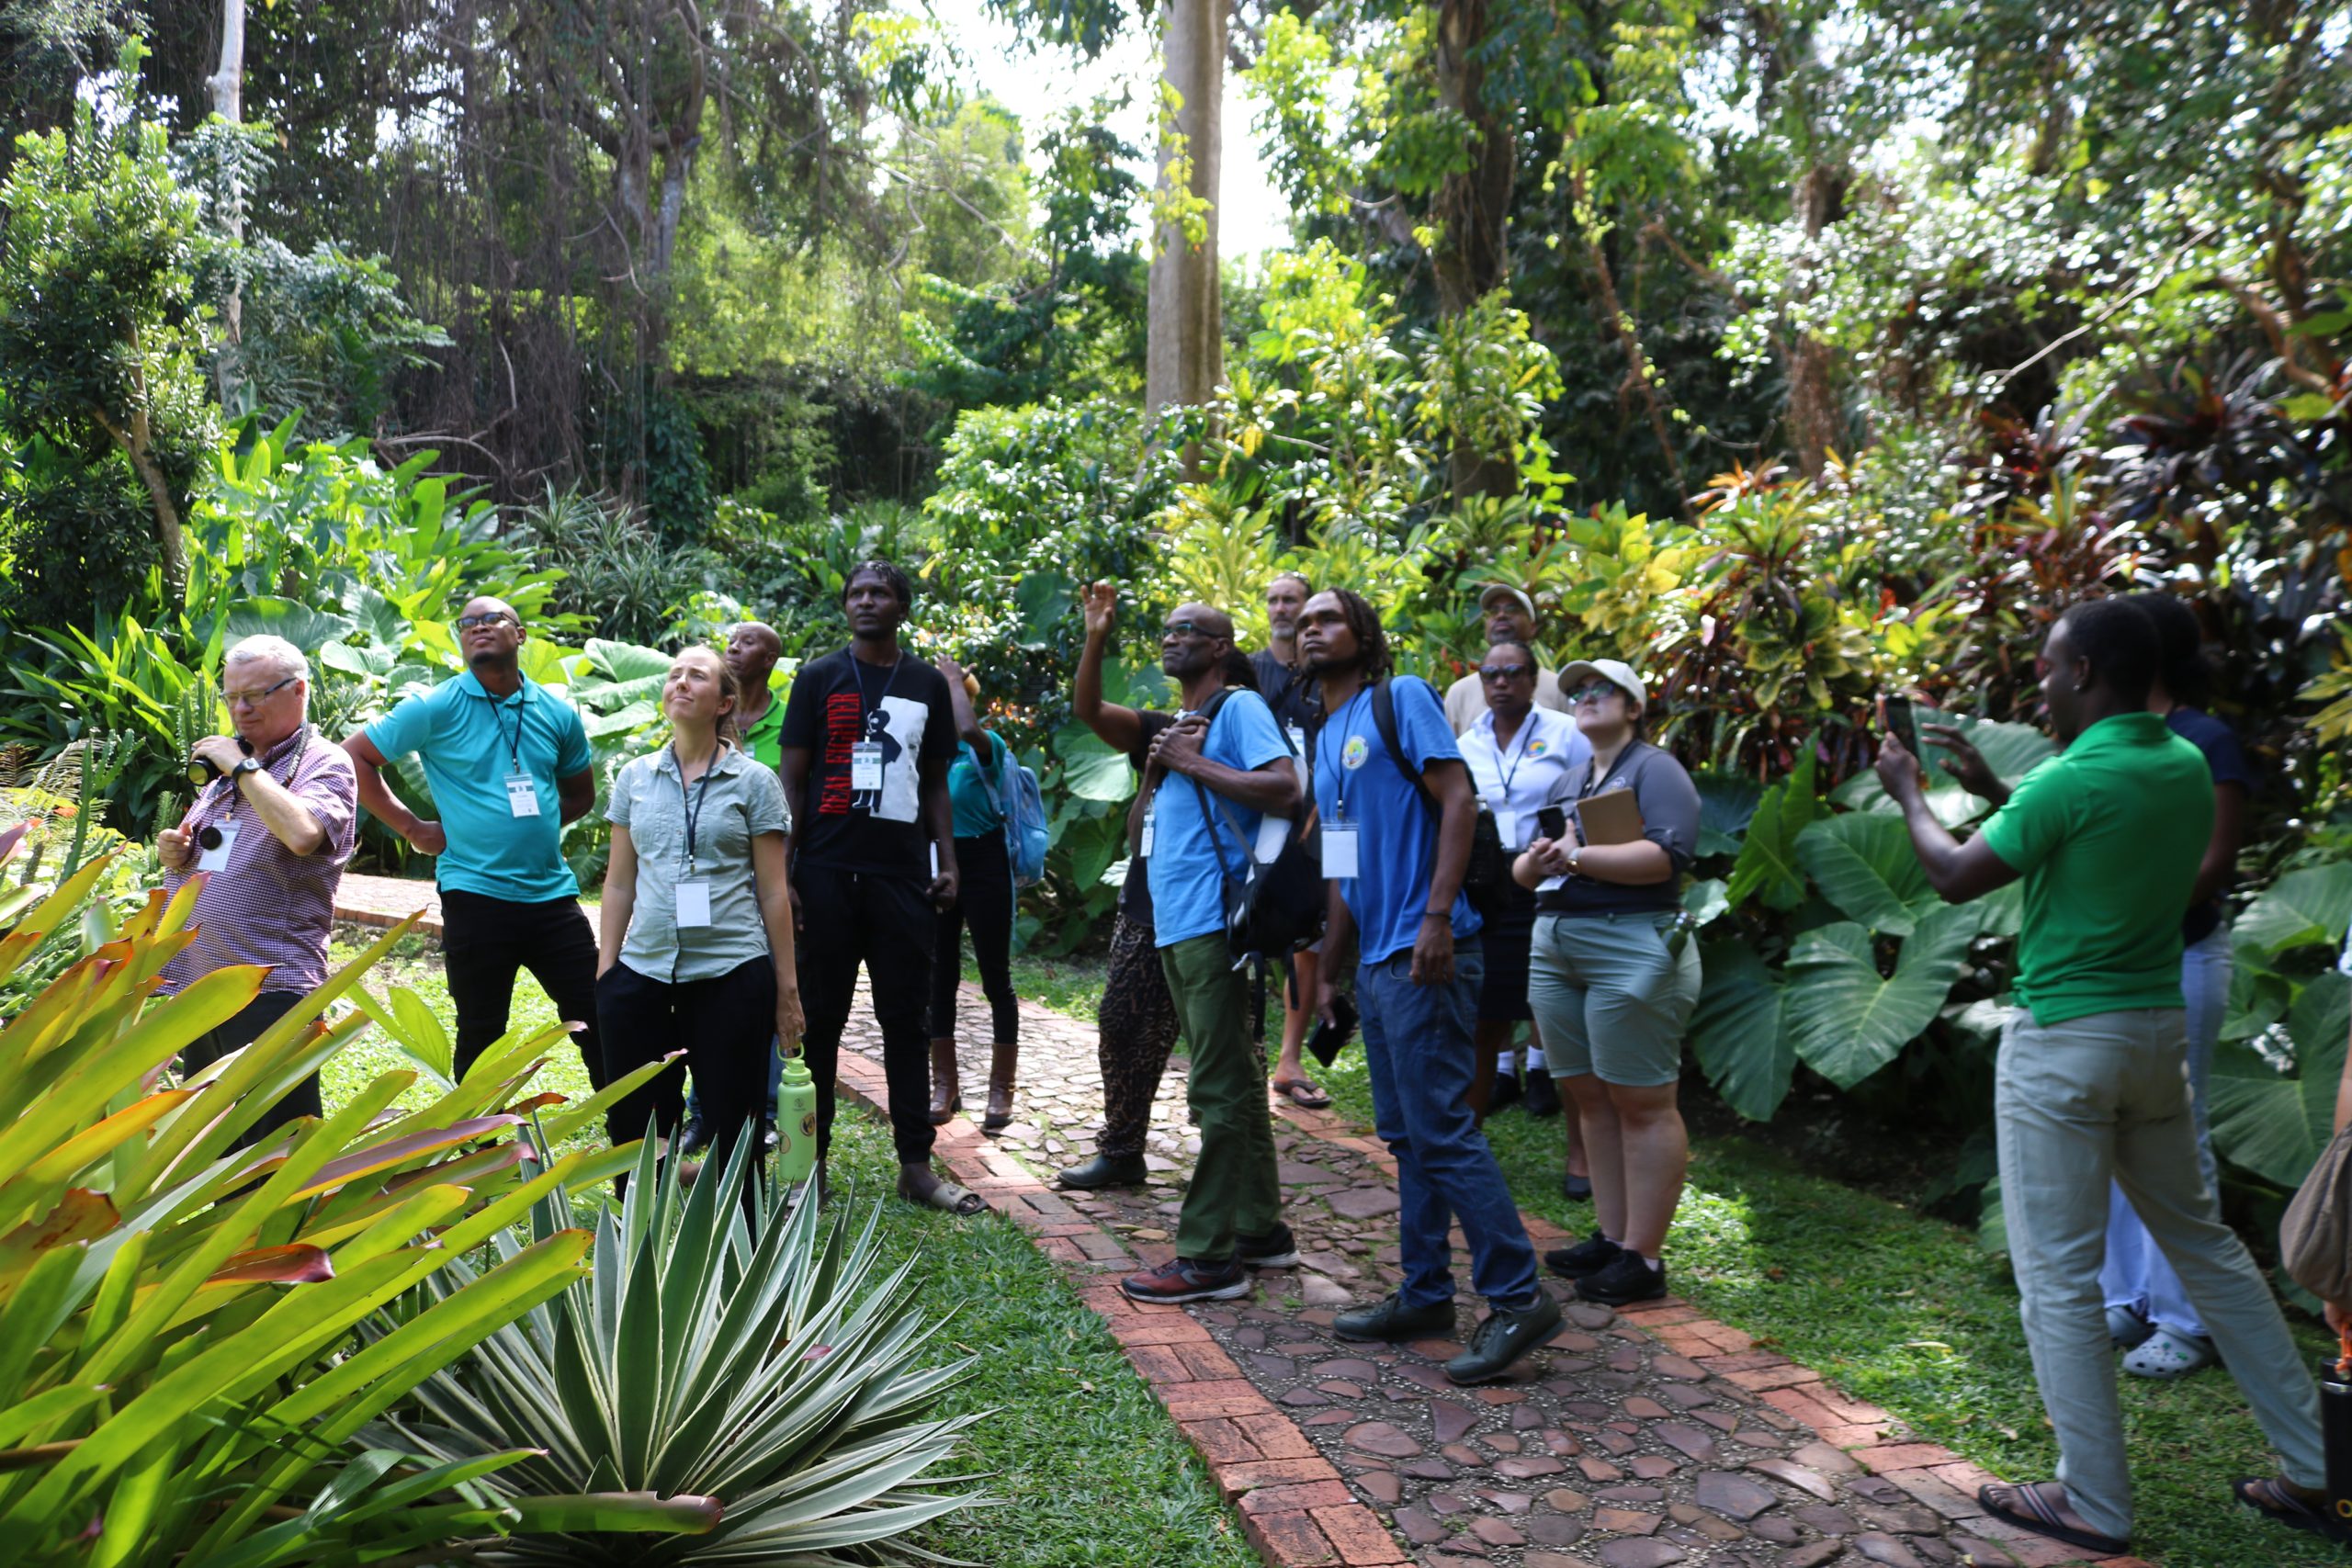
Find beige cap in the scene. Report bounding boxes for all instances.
[1557,658,1648,711]
[1477,582,1537,618]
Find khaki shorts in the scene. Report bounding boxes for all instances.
[1529,911,1701,1087]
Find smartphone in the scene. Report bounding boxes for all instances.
[1306,991,1358,1069]
[1881,694,1919,756]
[1537,806,1567,842]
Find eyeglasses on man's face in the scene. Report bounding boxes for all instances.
[221,674,300,709]
[1479,663,1534,682]
[1162,620,1216,641]
[457,611,516,632]
[1566,682,1625,705]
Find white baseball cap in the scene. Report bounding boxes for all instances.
[1557,658,1648,711]
[1477,583,1537,619]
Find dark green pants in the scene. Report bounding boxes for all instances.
[1160,933,1283,1263]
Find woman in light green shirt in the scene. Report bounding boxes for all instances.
[598,646,801,1207]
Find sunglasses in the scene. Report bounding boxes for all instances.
[1162,620,1216,639]
[1479,663,1534,682]
[1565,682,1625,705]
[457,612,516,632]
[220,674,300,708]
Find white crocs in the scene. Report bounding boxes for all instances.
[2121,1326,2218,1379]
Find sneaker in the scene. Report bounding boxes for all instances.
[1523,1072,1562,1118]
[1238,1222,1299,1269]
[1543,1230,1622,1280]
[676,1118,710,1159]
[1121,1257,1250,1304]
[1333,1292,1457,1342]
[1445,1294,1564,1384]
[1058,1153,1148,1190]
[1577,1248,1668,1306]
[2106,1304,2154,1350]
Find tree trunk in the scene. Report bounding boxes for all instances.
[1783,162,1848,479]
[1145,0,1224,426]
[96,405,188,599]
[1430,0,1515,500]
[209,0,247,384]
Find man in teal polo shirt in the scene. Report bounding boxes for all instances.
[1876,598,2324,1558]
[345,595,604,1085]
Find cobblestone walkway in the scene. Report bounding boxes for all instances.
[338,874,2144,1568]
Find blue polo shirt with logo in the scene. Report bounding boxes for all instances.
[1313,676,1483,964]
[364,670,594,902]
[1147,690,1294,949]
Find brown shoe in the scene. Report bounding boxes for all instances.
[982,1040,1017,1131]
[928,1038,961,1124]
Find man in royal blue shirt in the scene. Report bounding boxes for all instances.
[1118,602,1303,1304]
[1300,588,1558,1383]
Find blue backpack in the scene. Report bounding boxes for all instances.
[976,739,1050,888]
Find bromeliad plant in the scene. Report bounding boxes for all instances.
[0,836,684,1566]
[370,1133,985,1565]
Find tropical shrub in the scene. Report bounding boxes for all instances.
[372,1135,982,1564]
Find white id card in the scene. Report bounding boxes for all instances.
[1286,723,1307,757]
[674,881,712,928]
[1322,825,1361,879]
[1138,804,1156,857]
[196,824,239,874]
[505,772,540,818]
[851,740,885,792]
[1495,808,1519,849]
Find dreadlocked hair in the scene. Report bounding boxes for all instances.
[1327,589,1393,682]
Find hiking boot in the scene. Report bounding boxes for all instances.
[1238,1222,1299,1269]
[1058,1153,1148,1190]
[1543,1231,1622,1280]
[1577,1249,1668,1307]
[1333,1292,1456,1343]
[1445,1294,1565,1384]
[676,1118,710,1160]
[1121,1257,1250,1304]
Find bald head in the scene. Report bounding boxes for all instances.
[726,620,783,691]
[1160,602,1238,683]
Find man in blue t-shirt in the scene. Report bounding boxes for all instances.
[1300,588,1557,1384]
[1118,602,1303,1305]
[346,595,603,1085]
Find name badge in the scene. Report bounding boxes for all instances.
[1286,723,1307,757]
[505,772,540,818]
[1138,803,1156,857]
[196,824,239,874]
[1495,808,1520,849]
[1322,825,1361,880]
[851,741,885,792]
[675,880,712,928]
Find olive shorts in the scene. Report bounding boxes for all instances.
[1529,910,1701,1087]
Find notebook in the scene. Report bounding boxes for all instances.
[1574,787,1646,847]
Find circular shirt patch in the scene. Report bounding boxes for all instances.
[1341,735,1370,771]
[1524,738,1550,758]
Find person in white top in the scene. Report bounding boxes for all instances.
[1457,643,1590,1151]
[1442,586,1574,735]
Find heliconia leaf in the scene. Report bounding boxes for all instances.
[0,823,24,867]
[205,1245,336,1287]
[294,1116,523,1199]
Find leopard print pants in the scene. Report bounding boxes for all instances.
[1093,913,1183,1160]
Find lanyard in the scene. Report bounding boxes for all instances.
[201,726,310,829]
[1492,713,1537,800]
[671,745,718,865]
[852,650,904,736]
[485,686,529,771]
[1328,687,1373,819]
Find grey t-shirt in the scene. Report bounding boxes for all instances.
[1533,739,1699,916]
[608,744,790,982]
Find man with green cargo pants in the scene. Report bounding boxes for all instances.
[1877,596,2328,1559]
[1118,601,1302,1304]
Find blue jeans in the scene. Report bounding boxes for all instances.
[1358,939,1541,1313]
[687,1040,782,1127]
[2099,926,2227,1337]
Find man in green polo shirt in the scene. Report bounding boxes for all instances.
[727,621,786,770]
[1875,598,2324,1558]
[346,595,603,1085]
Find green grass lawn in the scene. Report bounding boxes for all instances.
[320,937,1251,1568]
[1311,1047,2344,1568]
[964,947,1110,1021]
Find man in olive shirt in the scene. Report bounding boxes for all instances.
[1875,599,2323,1558]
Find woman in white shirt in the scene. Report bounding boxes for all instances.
[1458,642,1589,1134]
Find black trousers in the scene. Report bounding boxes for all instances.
[181,990,314,1147]
[439,887,605,1087]
[597,955,775,1205]
[929,831,1020,1043]
[797,863,937,1166]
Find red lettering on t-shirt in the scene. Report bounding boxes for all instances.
[820,692,862,815]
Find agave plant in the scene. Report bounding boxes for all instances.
[0,834,680,1566]
[370,1134,985,1564]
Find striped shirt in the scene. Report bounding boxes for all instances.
[161,726,360,995]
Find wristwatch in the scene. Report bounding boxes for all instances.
[231,757,265,783]
[1566,844,1584,875]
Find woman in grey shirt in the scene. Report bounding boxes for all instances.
[598,646,802,1207]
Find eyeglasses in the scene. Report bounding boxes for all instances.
[1565,683,1624,705]
[220,674,300,708]
[457,612,516,632]
[1479,663,1534,682]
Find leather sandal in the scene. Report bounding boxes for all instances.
[928,1039,961,1125]
[982,1041,1017,1131]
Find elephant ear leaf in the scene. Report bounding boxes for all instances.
[1782,905,1978,1089]
[2210,970,2349,1188]
[1689,939,1793,1121]
[1796,813,1938,936]
[1725,750,1817,912]
[2233,864,2352,963]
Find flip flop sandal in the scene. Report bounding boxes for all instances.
[1272,1078,1332,1109]
[2235,1476,2350,1542]
[1976,1481,2130,1557]
[899,1174,989,1216]
[2121,1326,2217,1379]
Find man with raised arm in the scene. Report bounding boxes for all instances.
[345,596,602,1085]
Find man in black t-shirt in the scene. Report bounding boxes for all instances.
[1248,570,1330,1111]
[779,559,980,1213]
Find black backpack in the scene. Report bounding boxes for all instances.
[1350,681,1509,912]
[1186,689,1327,963]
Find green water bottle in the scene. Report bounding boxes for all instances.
[774,1044,819,1187]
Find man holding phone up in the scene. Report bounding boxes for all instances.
[1876,599,2324,1559]
[1300,589,1557,1383]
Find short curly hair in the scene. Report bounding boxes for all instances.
[842,558,914,609]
